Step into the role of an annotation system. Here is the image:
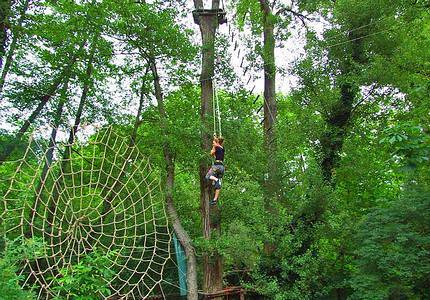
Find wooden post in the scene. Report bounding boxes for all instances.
[193,5,225,297]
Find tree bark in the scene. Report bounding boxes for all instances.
[318,36,363,298]
[0,0,30,97]
[193,1,223,296]
[320,33,362,184]
[260,0,279,206]
[320,83,355,183]
[150,57,198,300]
[193,0,203,9]
[294,35,364,262]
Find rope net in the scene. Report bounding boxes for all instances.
[0,125,174,299]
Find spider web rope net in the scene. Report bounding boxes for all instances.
[0,125,176,299]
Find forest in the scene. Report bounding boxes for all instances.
[0,0,429,299]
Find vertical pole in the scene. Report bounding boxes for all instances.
[173,233,188,296]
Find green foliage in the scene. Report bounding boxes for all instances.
[1,0,429,299]
[51,249,117,300]
[350,188,430,299]
[380,121,430,169]
[235,0,263,33]
[0,238,44,300]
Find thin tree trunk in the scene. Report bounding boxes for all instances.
[26,79,69,238]
[66,35,96,146]
[0,41,84,165]
[23,79,69,288]
[258,0,279,258]
[193,0,223,295]
[0,0,12,69]
[129,71,147,146]
[150,57,198,300]
[96,66,151,221]
[99,76,148,220]
[0,0,30,97]
[45,41,96,227]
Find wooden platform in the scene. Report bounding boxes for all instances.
[200,286,245,299]
[146,286,246,299]
[192,9,227,25]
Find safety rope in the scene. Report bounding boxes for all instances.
[204,76,222,137]
[212,78,217,136]
[213,78,222,137]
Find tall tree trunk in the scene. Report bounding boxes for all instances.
[320,34,362,184]
[150,57,198,300]
[258,0,279,258]
[26,79,69,238]
[0,0,30,97]
[320,83,355,183]
[300,35,363,256]
[260,0,279,206]
[0,0,12,69]
[193,0,223,295]
[319,33,363,299]
[0,41,84,165]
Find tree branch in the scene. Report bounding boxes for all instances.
[276,6,312,28]
[259,0,271,14]
[351,83,378,114]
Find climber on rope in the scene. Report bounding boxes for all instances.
[206,136,225,205]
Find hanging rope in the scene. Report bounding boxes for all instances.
[201,75,222,137]
[216,85,222,137]
[212,77,217,136]
[212,78,222,137]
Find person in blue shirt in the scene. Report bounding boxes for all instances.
[205,136,225,205]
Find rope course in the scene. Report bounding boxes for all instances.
[224,14,266,125]
[325,28,392,49]
[0,8,398,300]
[0,125,175,299]
[224,10,393,148]
[323,13,394,44]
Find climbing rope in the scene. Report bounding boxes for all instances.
[213,78,222,137]
[200,76,222,137]
[0,125,173,299]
